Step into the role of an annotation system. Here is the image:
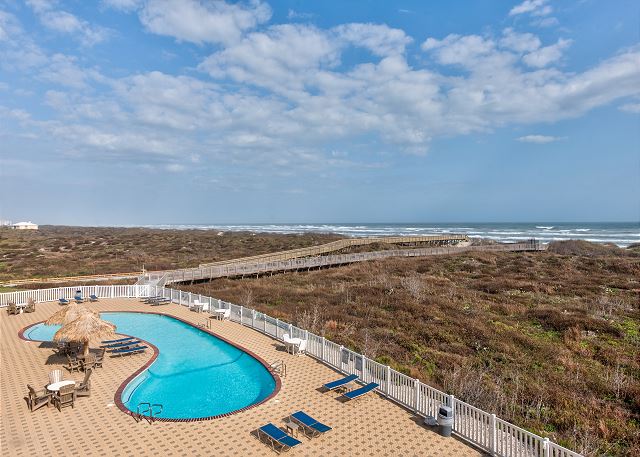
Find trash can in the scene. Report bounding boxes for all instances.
[437,405,453,437]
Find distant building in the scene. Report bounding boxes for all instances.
[11,221,38,230]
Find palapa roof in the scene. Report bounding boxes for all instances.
[45,303,98,326]
[53,312,117,344]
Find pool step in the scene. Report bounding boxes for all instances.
[135,402,163,424]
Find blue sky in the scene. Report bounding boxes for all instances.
[0,0,638,225]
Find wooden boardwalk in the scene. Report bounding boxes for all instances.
[164,240,544,284]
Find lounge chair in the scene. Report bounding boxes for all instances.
[323,374,358,392]
[58,298,69,305]
[290,411,332,438]
[112,345,147,356]
[101,336,135,344]
[26,384,52,412]
[149,298,170,306]
[89,294,99,302]
[53,384,75,411]
[65,355,81,373]
[24,300,36,313]
[341,382,379,402]
[49,369,64,385]
[75,368,92,398]
[257,423,302,454]
[103,340,141,349]
[6,303,18,315]
[74,292,84,303]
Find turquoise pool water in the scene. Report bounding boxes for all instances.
[23,312,276,419]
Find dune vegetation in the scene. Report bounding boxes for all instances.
[0,226,340,285]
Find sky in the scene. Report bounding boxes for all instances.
[0,0,638,225]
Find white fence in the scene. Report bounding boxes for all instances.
[0,284,581,457]
[0,285,150,306]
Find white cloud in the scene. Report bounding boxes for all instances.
[422,34,496,66]
[509,0,552,17]
[26,1,110,45]
[517,134,563,143]
[619,102,640,113]
[500,28,541,53]
[532,17,559,28]
[102,0,143,12]
[165,163,185,172]
[3,8,640,169]
[523,38,572,67]
[335,23,412,57]
[138,0,271,45]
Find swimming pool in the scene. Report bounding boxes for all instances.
[23,312,277,420]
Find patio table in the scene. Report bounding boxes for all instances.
[286,338,303,355]
[212,309,227,320]
[47,380,75,392]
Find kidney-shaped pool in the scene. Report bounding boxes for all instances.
[23,312,277,420]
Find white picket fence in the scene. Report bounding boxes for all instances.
[0,284,582,457]
[0,284,150,306]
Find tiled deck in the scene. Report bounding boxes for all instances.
[1,299,482,456]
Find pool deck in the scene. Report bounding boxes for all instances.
[1,299,483,456]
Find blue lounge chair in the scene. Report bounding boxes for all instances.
[89,294,99,302]
[111,346,147,356]
[290,411,332,437]
[59,298,69,305]
[104,340,141,349]
[323,373,358,392]
[257,423,301,454]
[101,336,134,344]
[341,382,379,401]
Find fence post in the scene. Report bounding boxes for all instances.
[414,378,420,414]
[288,323,293,336]
[275,318,280,338]
[321,337,326,361]
[543,437,550,457]
[252,309,255,328]
[339,345,344,372]
[449,394,456,429]
[240,306,244,325]
[385,365,391,397]
[264,314,267,333]
[490,414,496,456]
[188,292,192,307]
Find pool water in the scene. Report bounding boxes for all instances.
[23,312,276,419]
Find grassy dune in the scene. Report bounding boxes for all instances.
[184,242,640,456]
[0,226,341,283]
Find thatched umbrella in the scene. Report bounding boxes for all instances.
[45,303,98,326]
[53,313,117,357]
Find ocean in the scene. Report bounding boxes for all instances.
[145,222,639,247]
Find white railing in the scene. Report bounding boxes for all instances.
[152,285,582,457]
[0,284,150,306]
[1,283,581,457]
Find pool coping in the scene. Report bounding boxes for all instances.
[18,310,282,423]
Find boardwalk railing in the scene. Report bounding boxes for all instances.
[0,281,580,457]
[164,240,543,284]
[198,234,470,268]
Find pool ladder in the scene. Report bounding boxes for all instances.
[135,402,163,424]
